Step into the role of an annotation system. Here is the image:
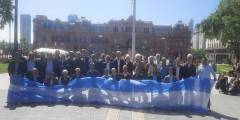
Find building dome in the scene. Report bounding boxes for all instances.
[173,20,186,32]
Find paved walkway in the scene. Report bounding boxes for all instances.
[0,73,239,120]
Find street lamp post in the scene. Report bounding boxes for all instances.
[131,0,136,60]
[14,0,18,51]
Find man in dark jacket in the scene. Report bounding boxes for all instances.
[81,49,90,75]
[36,53,59,79]
[86,62,100,77]
[181,54,196,79]
[65,51,76,76]
[8,51,27,76]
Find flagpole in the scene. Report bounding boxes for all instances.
[131,0,136,60]
[14,0,18,51]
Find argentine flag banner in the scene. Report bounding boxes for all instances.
[7,76,214,113]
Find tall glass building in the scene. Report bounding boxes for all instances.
[20,14,31,49]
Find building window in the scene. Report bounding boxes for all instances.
[125,27,132,32]
[144,28,149,33]
[113,26,119,32]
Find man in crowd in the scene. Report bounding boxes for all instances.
[197,57,217,111]
[44,53,59,79]
[146,56,158,80]
[71,68,83,79]
[113,51,125,73]
[159,57,169,80]
[86,62,100,77]
[133,53,146,79]
[124,54,134,75]
[8,51,27,76]
[182,54,196,79]
[26,52,36,77]
[81,49,90,75]
[65,51,76,76]
[27,67,42,83]
[97,53,106,75]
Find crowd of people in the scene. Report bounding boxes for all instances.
[216,62,240,95]
[8,49,219,110]
[8,49,218,86]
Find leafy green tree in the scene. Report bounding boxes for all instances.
[190,48,206,59]
[0,0,13,29]
[0,40,7,49]
[201,0,240,61]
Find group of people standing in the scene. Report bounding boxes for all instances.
[8,49,216,85]
[8,49,217,111]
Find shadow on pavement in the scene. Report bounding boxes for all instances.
[4,103,239,120]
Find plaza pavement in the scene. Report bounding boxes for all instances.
[0,73,239,120]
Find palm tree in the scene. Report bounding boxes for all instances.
[0,0,13,29]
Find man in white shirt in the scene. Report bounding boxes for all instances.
[197,57,216,80]
[197,57,216,112]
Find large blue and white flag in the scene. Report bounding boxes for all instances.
[7,76,214,113]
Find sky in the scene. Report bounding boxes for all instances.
[0,0,220,42]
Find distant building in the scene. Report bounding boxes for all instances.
[192,24,233,63]
[188,19,194,34]
[205,39,234,63]
[68,14,78,23]
[33,16,191,57]
[20,14,31,49]
[192,24,205,49]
